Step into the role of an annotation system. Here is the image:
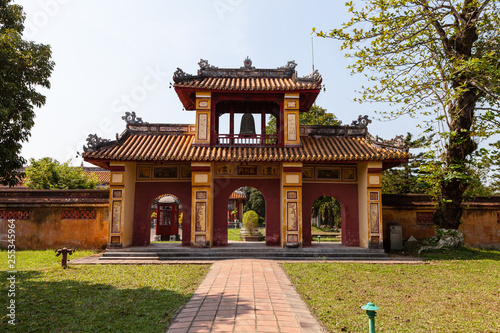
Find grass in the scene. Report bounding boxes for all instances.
[0,250,210,332]
[283,247,500,333]
[312,225,340,234]
[311,225,341,242]
[228,228,242,241]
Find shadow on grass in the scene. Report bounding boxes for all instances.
[0,270,192,333]
[394,246,500,261]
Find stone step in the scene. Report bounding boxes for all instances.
[99,256,390,261]
[100,249,389,261]
[105,247,385,254]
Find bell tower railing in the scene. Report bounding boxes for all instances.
[216,133,279,146]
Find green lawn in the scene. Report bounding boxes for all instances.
[0,250,210,332]
[283,247,500,332]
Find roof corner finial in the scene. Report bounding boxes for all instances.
[351,115,372,127]
[242,56,254,69]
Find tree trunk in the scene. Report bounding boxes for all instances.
[435,90,478,229]
[433,2,480,230]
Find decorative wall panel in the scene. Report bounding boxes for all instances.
[195,202,207,232]
[111,201,122,233]
[287,202,298,231]
[369,203,380,233]
[61,210,96,220]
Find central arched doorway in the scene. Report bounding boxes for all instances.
[213,177,280,246]
[227,187,266,242]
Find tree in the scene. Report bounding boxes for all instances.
[316,1,500,229]
[25,158,99,189]
[0,0,54,186]
[382,133,433,195]
[266,105,341,134]
[311,196,341,229]
[243,187,265,217]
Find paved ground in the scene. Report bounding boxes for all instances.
[167,259,324,333]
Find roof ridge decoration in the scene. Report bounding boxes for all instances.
[83,134,113,153]
[306,115,372,137]
[122,111,146,125]
[367,133,408,153]
[172,58,321,83]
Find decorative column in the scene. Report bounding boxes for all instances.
[191,162,213,247]
[281,162,303,247]
[367,162,383,249]
[194,92,211,146]
[283,93,300,147]
[108,162,136,247]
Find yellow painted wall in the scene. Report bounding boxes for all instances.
[0,205,109,250]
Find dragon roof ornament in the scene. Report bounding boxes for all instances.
[367,133,408,153]
[83,134,112,153]
[122,111,146,125]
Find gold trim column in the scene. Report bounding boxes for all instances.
[194,92,211,145]
[191,162,213,247]
[366,162,383,249]
[284,93,300,147]
[108,162,136,247]
[281,162,303,247]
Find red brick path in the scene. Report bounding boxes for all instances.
[167,259,324,333]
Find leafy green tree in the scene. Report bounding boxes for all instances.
[382,133,433,195]
[25,158,99,189]
[0,0,54,186]
[316,1,500,229]
[266,105,341,134]
[311,196,341,229]
[243,187,265,218]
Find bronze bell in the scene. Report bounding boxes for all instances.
[239,112,256,135]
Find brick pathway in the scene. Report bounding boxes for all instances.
[167,259,324,333]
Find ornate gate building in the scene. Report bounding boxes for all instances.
[83,59,409,249]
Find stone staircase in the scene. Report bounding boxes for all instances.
[100,242,389,261]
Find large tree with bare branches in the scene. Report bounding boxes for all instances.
[316,0,500,229]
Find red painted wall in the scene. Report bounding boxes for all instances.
[302,183,359,247]
[133,182,192,246]
[212,178,281,246]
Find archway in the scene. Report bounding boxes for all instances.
[302,182,359,246]
[133,182,192,246]
[213,177,280,246]
[310,195,342,244]
[150,194,182,242]
[226,187,266,242]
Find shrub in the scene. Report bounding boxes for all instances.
[243,210,259,230]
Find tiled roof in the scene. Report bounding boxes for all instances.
[83,133,410,165]
[85,170,110,185]
[173,59,322,110]
[174,77,321,92]
[229,191,246,200]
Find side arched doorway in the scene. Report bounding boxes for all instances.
[133,182,192,246]
[302,183,360,247]
[152,195,181,241]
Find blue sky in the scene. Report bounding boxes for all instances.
[18,0,417,165]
